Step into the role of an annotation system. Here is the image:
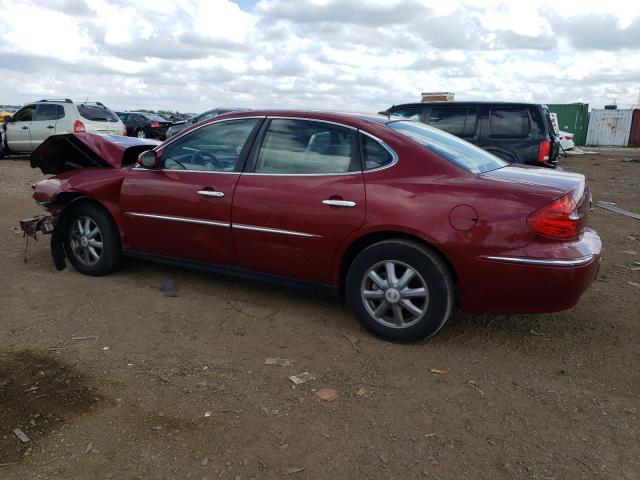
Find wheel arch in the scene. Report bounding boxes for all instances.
[336,230,459,298]
[54,193,124,238]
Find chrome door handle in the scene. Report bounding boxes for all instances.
[322,199,356,207]
[198,190,224,198]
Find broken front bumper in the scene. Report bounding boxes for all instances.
[19,215,55,238]
[19,214,66,271]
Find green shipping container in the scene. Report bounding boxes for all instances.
[547,103,589,146]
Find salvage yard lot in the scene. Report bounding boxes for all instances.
[1,151,639,479]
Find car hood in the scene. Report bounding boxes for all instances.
[30,133,160,174]
[482,165,586,202]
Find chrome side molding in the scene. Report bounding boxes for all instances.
[126,212,230,228]
[479,255,595,267]
[232,223,320,238]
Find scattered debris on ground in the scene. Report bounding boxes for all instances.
[595,201,640,220]
[12,428,30,443]
[264,358,295,367]
[315,388,339,402]
[289,372,315,385]
[160,280,178,297]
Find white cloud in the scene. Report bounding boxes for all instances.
[0,0,638,112]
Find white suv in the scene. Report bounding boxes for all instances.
[0,99,126,157]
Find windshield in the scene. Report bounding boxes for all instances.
[388,120,507,173]
[77,104,120,122]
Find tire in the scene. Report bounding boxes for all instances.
[0,135,6,159]
[136,129,146,138]
[62,202,123,276]
[346,240,454,342]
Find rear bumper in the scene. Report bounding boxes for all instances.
[458,228,602,314]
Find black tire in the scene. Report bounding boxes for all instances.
[346,240,454,342]
[62,202,123,276]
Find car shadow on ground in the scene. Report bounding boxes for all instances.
[118,256,590,349]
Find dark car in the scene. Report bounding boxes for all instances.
[384,102,560,168]
[24,111,600,343]
[117,112,172,140]
[165,108,250,139]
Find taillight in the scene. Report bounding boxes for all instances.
[564,135,573,140]
[150,121,160,127]
[538,140,551,163]
[74,120,86,133]
[122,127,128,136]
[527,193,582,240]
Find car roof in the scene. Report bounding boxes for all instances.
[389,101,545,108]
[209,110,394,129]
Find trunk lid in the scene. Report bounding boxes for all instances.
[30,133,160,174]
[483,165,586,203]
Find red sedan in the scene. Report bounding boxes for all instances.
[27,111,602,342]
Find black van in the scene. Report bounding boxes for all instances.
[383,102,560,168]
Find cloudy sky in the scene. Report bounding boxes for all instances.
[1,0,639,113]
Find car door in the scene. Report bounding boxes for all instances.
[30,104,65,149]
[119,117,264,265]
[5,104,36,152]
[232,118,366,285]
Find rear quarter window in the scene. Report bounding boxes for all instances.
[361,134,393,170]
[77,104,120,122]
[489,108,530,138]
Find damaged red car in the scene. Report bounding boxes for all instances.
[25,111,602,342]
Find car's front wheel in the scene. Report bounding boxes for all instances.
[346,240,454,342]
[62,202,123,276]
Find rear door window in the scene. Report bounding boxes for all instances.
[77,104,120,122]
[255,119,356,174]
[489,108,530,138]
[35,104,65,121]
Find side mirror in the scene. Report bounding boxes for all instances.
[138,150,161,169]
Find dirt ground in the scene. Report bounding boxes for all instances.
[1,149,639,480]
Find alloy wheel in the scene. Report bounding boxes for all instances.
[69,216,103,266]
[361,260,429,329]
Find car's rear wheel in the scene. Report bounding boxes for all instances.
[136,129,146,138]
[63,202,123,276]
[346,240,454,342]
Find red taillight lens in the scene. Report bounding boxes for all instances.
[538,140,551,163]
[527,193,581,240]
[150,121,160,127]
[74,120,86,133]
[122,127,128,136]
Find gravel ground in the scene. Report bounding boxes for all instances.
[1,149,639,479]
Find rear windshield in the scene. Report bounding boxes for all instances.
[77,104,120,122]
[143,113,168,122]
[388,121,507,174]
